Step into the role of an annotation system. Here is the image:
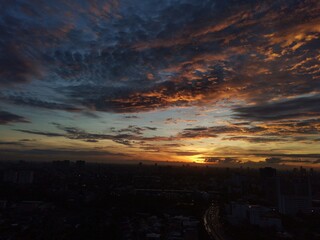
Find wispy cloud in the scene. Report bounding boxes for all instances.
[233,95,320,121]
[0,111,29,125]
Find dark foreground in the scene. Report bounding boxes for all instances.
[0,161,319,240]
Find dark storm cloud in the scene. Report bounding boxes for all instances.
[0,0,318,113]
[19,139,36,142]
[234,95,320,121]
[253,153,320,159]
[0,141,23,146]
[204,157,240,163]
[0,44,42,85]
[16,123,160,146]
[177,125,265,139]
[123,115,139,119]
[0,148,127,157]
[144,126,157,131]
[15,127,113,141]
[15,122,192,147]
[1,95,81,111]
[176,118,320,142]
[223,136,287,143]
[15,129,65,137]
[203,154,320,166]
[265,157,283,164]
[265,157,316,164]
[0,110,29,125]
[85,139,99,143]
[110,125,146,135]
[168,150,203,156]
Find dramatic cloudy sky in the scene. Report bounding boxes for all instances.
[0,0,319,167]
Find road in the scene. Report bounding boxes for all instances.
[203,204,225,240]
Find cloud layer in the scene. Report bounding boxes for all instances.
[0,0,319,165]
[0,0,319,113]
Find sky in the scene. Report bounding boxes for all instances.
[0,0,319,167]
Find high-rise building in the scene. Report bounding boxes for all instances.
[259,168,280,206]
[3,170,34,184]
[278,173,312,215]
[3,171,18,183]
[18,170,34,184]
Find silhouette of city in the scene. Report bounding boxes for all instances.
[0,161,319,239]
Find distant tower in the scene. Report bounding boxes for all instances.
[259,167,279,207]
[278,173,312,215]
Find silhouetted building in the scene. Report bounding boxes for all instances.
[3,170,33,184]
[18,170,34,184]
[278,175,312,215]
[226,202,282,230]
[260,168,280,206]
[260,167,277,178]
[76,160,86,168]
[3,171,18,183]
[52,160,71,168]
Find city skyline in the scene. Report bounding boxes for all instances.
[0,0,319,167]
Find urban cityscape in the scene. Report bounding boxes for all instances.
[0,161,319,239]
